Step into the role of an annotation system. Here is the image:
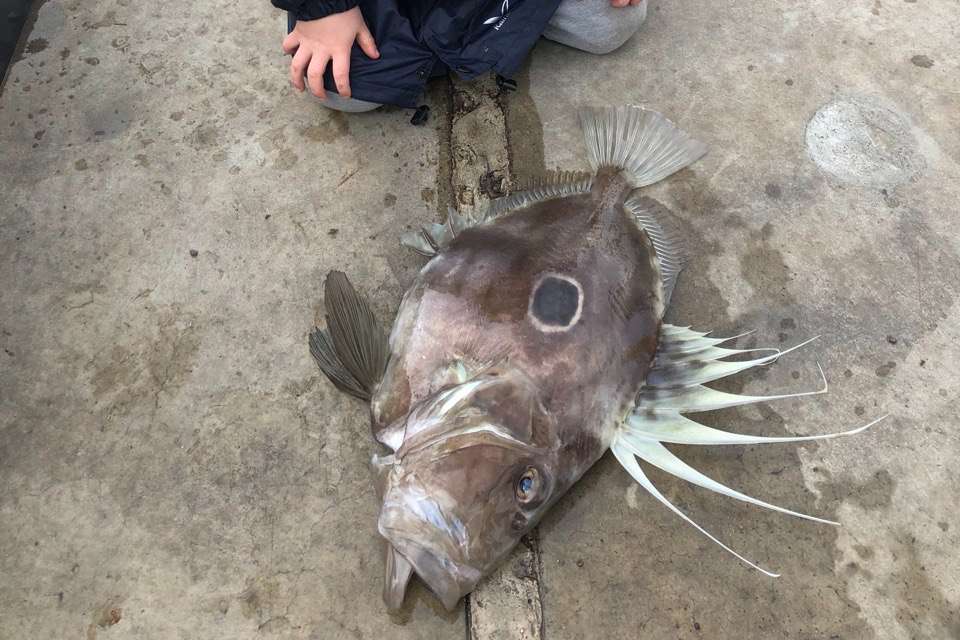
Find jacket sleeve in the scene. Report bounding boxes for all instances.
[270,0,358,22]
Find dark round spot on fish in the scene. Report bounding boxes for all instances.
[531,276,580,327]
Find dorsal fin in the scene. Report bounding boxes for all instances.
[486,170,593,218]
[400,171,593,257]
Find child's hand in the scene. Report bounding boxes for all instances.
[610,0,644,6]
[282,7,380,100]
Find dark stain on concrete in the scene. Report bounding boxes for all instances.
[876,361,896,377]
[502,61,546,187]
[239,577,280,620]
[665,221,732,327]
[188,121,222,149]
[87,307,201,411]
[815,467,895,511]
[890,532,960,638]
[383,193,397,207]
[896,208,960,336]
[24,38,47,54]
[739,221,798,309]
[303,110,349,143]
[96,605,122,627]
[764,183,782,199]
[910,54,934,68]
[424,75,455,221]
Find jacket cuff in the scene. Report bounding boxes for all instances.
[271,0,359,22]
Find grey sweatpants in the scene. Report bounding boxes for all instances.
[322,0,648,112]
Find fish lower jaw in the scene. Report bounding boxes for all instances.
[380,535,480,612]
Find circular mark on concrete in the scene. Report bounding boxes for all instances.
[805,95,924,187]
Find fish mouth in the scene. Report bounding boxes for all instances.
[383,538,480,612]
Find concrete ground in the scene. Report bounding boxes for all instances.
[1,1,957,640]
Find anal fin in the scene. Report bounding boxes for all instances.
[611,323,884,577]
[624,195,689,307]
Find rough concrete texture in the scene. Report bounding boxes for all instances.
[521,1,959,638]
[0,1,461,638]
[1,1,959,640]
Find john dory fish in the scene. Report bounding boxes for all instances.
[308,106,882,611]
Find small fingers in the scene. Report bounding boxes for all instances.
[610,0,630,6]
[332,49,351,98]
[290,46,311,92]
[357,26,380,59]
[282,31,300,55]
[307,53,329,99]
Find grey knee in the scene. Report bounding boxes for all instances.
[304,76,382,112]
[318,92,382,113]
[545,0,648,55]
[581,1,648,55]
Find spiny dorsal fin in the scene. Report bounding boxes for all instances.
[624,195,689,307]
[309,271,389,401]
[400,171,593,256]
[486,170,593,219]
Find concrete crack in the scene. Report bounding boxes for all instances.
[443,73,545,640]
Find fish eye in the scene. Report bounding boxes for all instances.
[516,467,540,503]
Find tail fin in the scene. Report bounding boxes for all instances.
[578,106,708,188]
[309,271,389,401]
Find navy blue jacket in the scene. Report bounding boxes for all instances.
[272,0,563,107]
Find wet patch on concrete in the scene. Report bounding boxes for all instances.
[889,532,960,638]
[302,110,350,143]
[805,95,925,187]
[815,467,896,511]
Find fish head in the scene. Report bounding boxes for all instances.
[373,367,560,611]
